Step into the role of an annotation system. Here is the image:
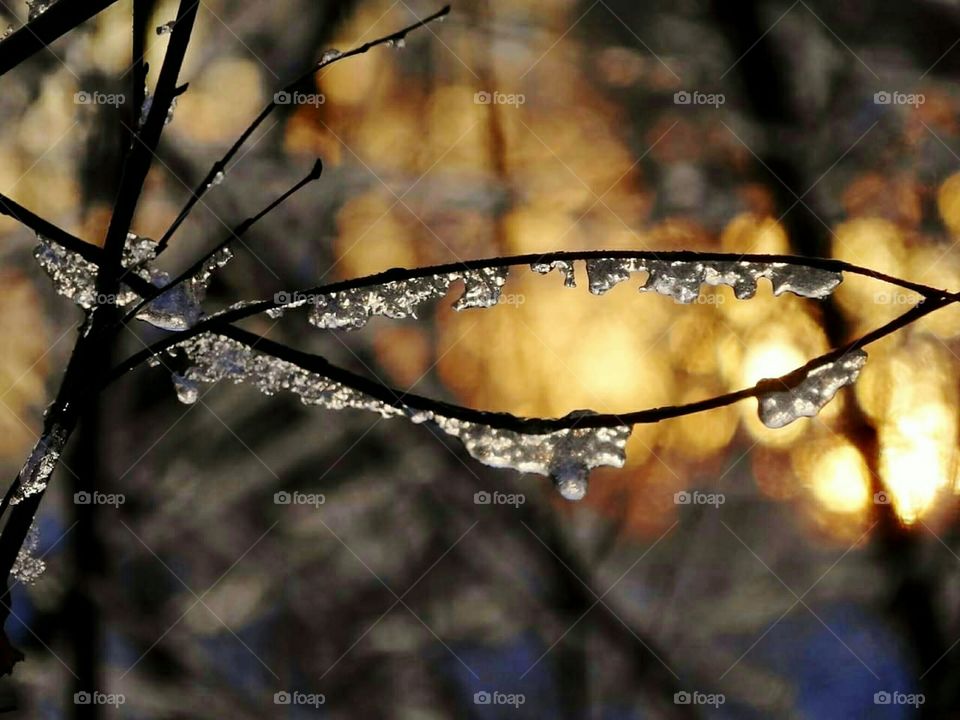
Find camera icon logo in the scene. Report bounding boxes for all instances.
[74,692,91,705]
[674,90,692,105]
[274,691,291,704]
[474,691,491,704]
[274,91,292,105]
[674,491,691,505]
[74,491,92,505]
[74,91,91,105]
[874,691,891,704]
[474,91,492,105]
[274,491,292,505]
[674,691,691,704]
[473,491,491,505]
[874,91,892,104]
[274,291,291,305]
[873,491,891,505]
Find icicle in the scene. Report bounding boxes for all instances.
[156,21,175,35]
[552,462,589,501]
[171,373,199,404]
[26,0,51,21]
[585,257,842,302]
[451,267,509,310]
[531,260,576,288]
[12,522,45,585]
[395,37,406,48]
[207,170,225,188]
[757,350,867,428]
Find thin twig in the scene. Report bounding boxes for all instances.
[152,4,451,255]
[118,159,323,325]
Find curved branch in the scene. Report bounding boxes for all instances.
[0,193,101,262]
[106,249,960,382]
[117,294,951,434]
[153,4,452,255]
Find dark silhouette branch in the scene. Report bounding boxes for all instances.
[0,0,119,76]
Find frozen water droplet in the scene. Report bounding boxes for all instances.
[136,248,231,330]
[172,373,199,404]
[395,37,406,48]
[208,170,224,188]
[2,24,14,39]
[320,49,342,63]
[552,462,589,501]
[758,350,867,428]
[386,39,395,47]
[156,21,175,35]
[585,258,643,295]
[165,96,177,125]
[451,267,509,310]
[531,260,576,288]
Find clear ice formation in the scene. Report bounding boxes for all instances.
[531,260,576,288]
[584,257,842,302]
[304,267,510,331]
[34,235,231,330]
[757,350,868,428]
[165,333,630,499]
[12,522,45,584]
[11,424,68,505]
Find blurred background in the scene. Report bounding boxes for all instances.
[1,0,960,716]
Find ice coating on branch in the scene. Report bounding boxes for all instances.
[757,350,868,428]
[319,49,342,63]
[12,522,45,584]
[169,333,403,417]
[34,233,157,309]
[162,334,628,496]
[531,260,576,288]
[11,425,68,505]
[585,258,842,302]
[432,412,631,501]
[309,274,456,330]
[136,247,233,331]
[303,267,509,331]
